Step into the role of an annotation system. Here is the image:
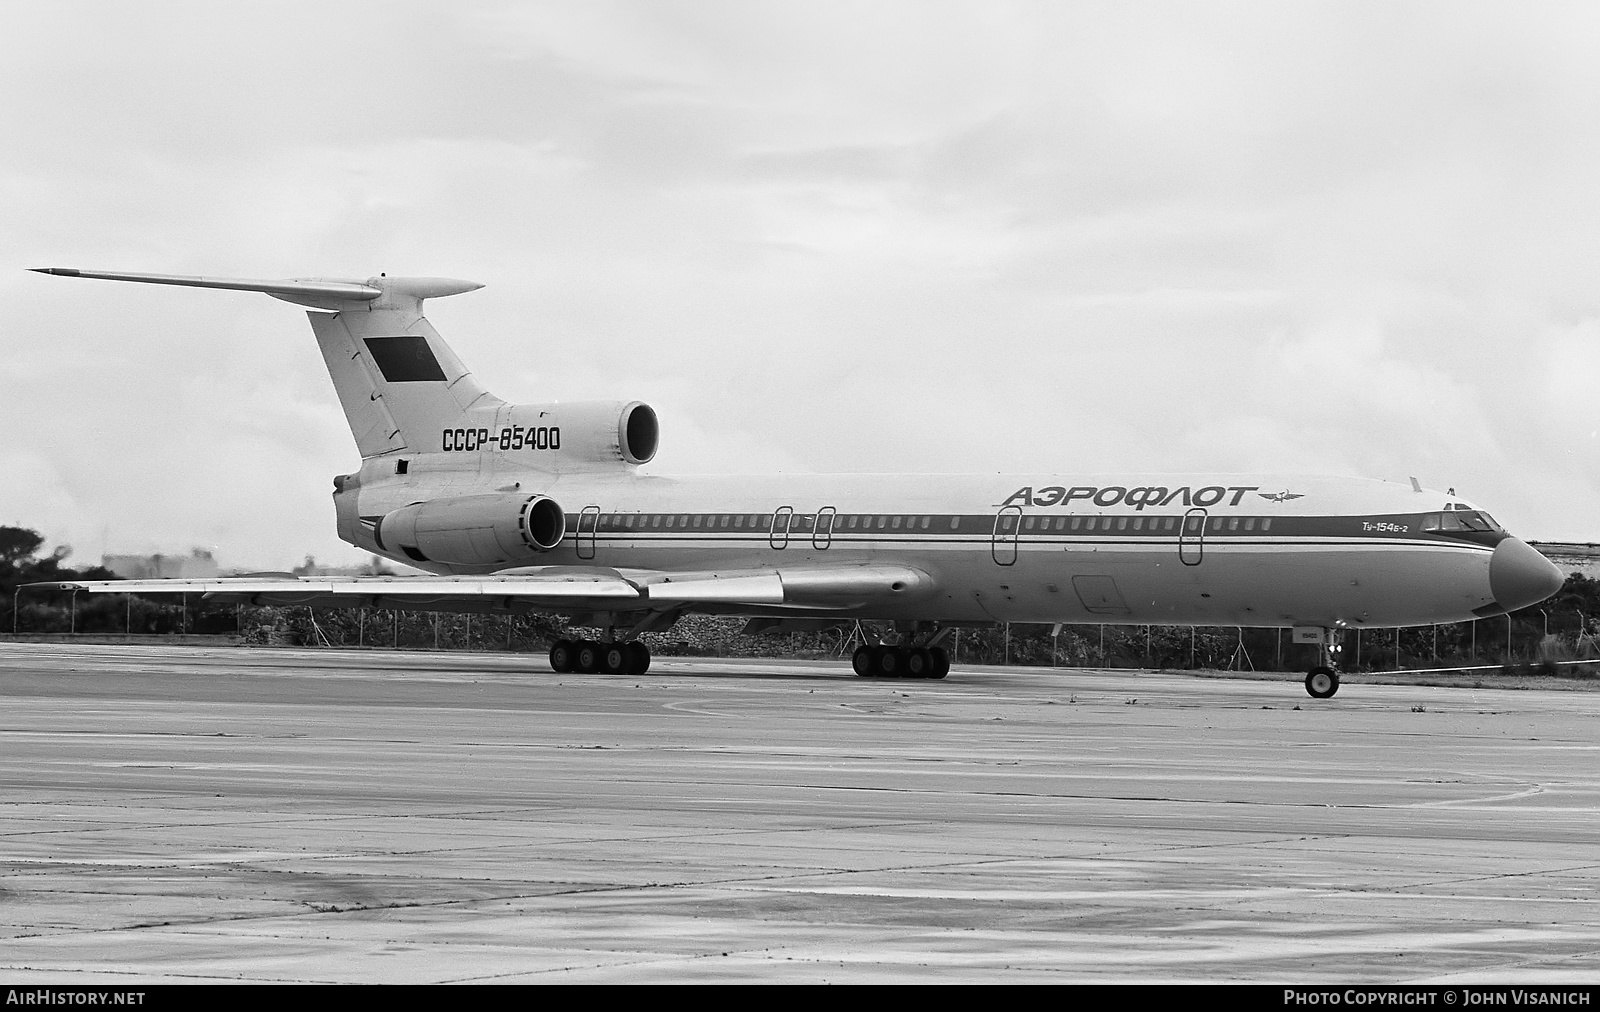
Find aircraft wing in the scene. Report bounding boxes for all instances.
[30,564,933,613]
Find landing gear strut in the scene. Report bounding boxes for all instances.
[549,638,652,675]
[852,643,950,680]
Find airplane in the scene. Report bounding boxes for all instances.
[28,267,1566,698]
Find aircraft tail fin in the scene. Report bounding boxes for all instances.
[31,268,500,459]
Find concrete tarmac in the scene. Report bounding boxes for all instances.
[1,641,1598,984]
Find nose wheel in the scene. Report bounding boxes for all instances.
[1304,666,1339,699]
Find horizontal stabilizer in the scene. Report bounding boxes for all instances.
[31,267,484,312]
[31,267,382,303]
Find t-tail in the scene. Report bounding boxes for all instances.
[30,268,658,471]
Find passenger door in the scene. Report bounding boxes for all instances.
[770,506,793,550]
[1179,507,1206,566]
[992,506,1021,566]
[577,505,601,560]
[813,506,836,550]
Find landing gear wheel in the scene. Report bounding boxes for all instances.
[875,646,903,678]
[602,643,629,674]
[852,645,874,678]
[1305,666,1339,699]
[905,648,931,678]
[549,639,575,673]
[627,641,651,675]
[928,648,950,680]
[575,640,603,674]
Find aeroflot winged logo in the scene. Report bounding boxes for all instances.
[1259,490,1305,503]
[998,484,1269,510]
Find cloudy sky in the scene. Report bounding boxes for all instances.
[4,0,1599,569]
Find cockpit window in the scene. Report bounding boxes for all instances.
[1423,510,1502,534]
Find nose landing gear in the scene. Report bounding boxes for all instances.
[1304,628,1341,698]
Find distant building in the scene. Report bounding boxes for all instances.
[290,555,398,578]
[102,548,220,580]
[1531,542,1600,580]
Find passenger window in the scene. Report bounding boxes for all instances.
[1210,517,1222,531]
[876,516,887,529]
[920,516,930,529]
[1117,517,1128,530]
[892,516,902,529]
[692,515,702,528]
[734,515,744,528]
[1133,517,1143,531]
[1024,517,1035,530]
[1228,518,1239,531]
[1071,517,1081,530]
[1261,518,1272,531]
[1244,518,1255,531]
[664,516,675,528]
[1055,517,1065,530]
[950,516,961,530]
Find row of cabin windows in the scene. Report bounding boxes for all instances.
[591,513,942,532]
[1008,515,1275,532]
[585,513,1277,533]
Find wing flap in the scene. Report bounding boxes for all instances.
[32,573,642,601]
[29,564,932,611]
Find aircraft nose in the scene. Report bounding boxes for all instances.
[1489,537,1565,612]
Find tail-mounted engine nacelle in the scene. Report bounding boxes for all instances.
[375,493,565,567]
[525,399,658,468]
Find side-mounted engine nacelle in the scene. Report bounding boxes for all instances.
[375,493,565,567]
[517,399,658,468]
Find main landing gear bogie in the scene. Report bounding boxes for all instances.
[549,638,651,675]
[852,644,950,680]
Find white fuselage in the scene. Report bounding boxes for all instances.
[337,461,1516,629]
